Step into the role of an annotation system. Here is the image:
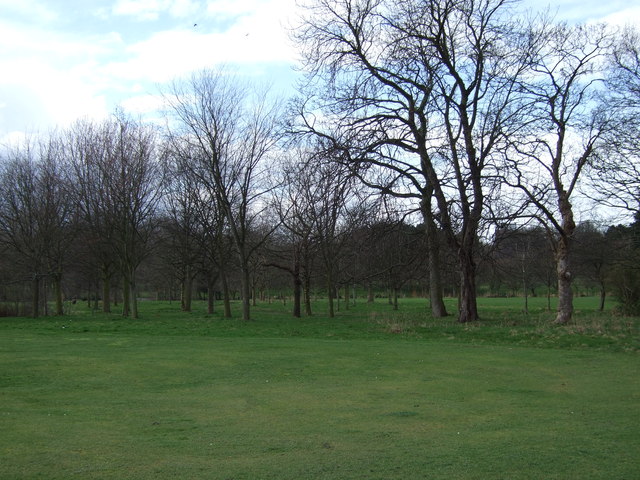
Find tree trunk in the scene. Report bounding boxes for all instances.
[43,279,48,316]
[344,284,350,311]
[240,261,251,321]
[422,198,448,318]
[327,275,335,318]
[555,194,576,325]
[522,257,529,315]
[181,272,193,312]
[207,277,215,314]
[53,274,64,316]
[31,274,39,318]
[458,249,479,323]
[555,237,573,324]
[122,274,130,317]
[130,271,139,319]
[367,284,374,303]
[222,274,232,318]
[102,264,111,313]
[392,287,399,311]
[303,273,312,316]
[292,265,301,318]
[599,282,606,312]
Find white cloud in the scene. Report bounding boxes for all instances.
[103,29,214,83]
[170,0,200,18]
[206,0,260,17]
[0,0,297,139]
[119,94,166,116]
[0,19,115,63]
[113,0,162,21]
[0,17,119,136]
[0,0,58,23]
[599,7,640,28]
[102,0,297,84]
[526,0,640,25]
[0,76,108,143]
[113,0,199,21]
[9,0,633,143]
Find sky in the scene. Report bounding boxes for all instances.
[0,0,638,144]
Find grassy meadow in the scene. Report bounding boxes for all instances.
[1,297,638,479]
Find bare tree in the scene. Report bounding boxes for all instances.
[269,149,317,317]
[573,221,611,311]
[0,134,76,316]
[303,148,368,317]
[588,26,640,216]
[161,145,205,312]
[489,224,554,309]
[605,215,640,315]
[68,115,163,318]
[294,0,536,322]
[165,68,281,321]
[68,120,118,313]
[506,23,614,324]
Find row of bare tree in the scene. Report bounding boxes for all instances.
[0,137,634,320]
[292,0,640,323]
[0,0,638,324]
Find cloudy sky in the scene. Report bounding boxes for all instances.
[0,0,638,143]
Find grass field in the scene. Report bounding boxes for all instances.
[1,297,638,479]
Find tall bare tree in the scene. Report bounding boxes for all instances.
[68,120,118,313]
[69,115,163,318]
[270,149,317,317]
[110,115,163,318]
[0,134,76,316]
[588,26,640,216]
[506,23,614,324]
[303,148,368,317]
[294,0,536,322]
[161,145,205,312]
[165,68,281,321]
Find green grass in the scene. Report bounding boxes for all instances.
[1,298,639,479]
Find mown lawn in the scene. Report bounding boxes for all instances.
[1,298,638,479]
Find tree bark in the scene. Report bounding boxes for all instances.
[555,237,573,324]
[292,264,302,318]
[522,252,529,314]
[222,273,232,318]
[555,194,576,324]
[207,279,215,315]
[327,275,335,318]
[181,269,193,312]
[344,284,350,311]
[53,274,64,316]
[130,271,139,319]
[240,259,251,321]
[458,249,479,323]
[122,274,130,317]
[303,273,312,316]
[392,287,399,311]
[31,274,39,318]
[422,197,448,318]
[102,263,112,313]
[599,282,606,312]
